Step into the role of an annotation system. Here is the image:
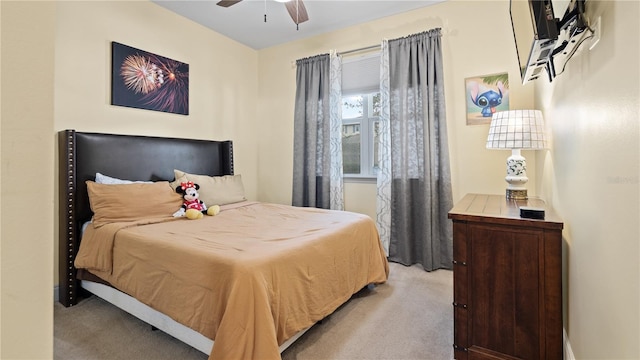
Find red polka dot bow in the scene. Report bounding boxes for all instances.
[180,181,195,190]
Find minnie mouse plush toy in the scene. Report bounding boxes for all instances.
[173,181,220,220]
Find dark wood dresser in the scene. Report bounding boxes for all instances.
[448,194,563,360]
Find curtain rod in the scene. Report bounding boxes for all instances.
[337,44,381,57]
[290,44,380,67]
[292,27,445,66]
[338,27,445,56]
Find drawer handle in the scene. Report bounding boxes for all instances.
[453,344,468,352]
[452,302,468,309]
[452,260,467,266]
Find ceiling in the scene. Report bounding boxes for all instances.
[152,0,446,50]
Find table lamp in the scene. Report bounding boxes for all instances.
[486,110,547,200]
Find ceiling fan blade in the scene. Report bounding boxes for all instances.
[284,0,309,24]
[216,0,242,7]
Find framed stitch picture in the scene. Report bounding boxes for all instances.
[111,42,189,115]
[465,72,509,125]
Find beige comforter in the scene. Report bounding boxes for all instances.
[75,201,389,360]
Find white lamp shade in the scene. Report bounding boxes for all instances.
[486,110,547,150]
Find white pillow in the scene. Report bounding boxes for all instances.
[95,172,152,185]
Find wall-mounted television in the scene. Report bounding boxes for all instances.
[510,0,589,84]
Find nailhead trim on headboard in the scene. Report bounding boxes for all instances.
[59,130,78,307]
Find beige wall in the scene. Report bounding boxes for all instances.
[535,1,640,358]
[54,1,259,195]
[1,2,56,358]
[1,1,3,353]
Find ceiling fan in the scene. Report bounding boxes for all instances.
[216,0,309,26]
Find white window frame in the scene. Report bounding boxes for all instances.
[341,53,381,182]
[342,91,379,180]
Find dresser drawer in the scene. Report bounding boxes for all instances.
[449,194,563,360]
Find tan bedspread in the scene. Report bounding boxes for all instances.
[75,201,389,360]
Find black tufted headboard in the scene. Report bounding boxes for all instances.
[58,130,234,307]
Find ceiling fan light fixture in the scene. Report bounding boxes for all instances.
[216,0,308,25]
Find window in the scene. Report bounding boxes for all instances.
[341,54,381,179]
[342,92,380,177]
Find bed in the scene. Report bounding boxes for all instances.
[58,129,389,360]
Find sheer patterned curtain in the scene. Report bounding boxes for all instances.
[376,42,392,255]
[376,28,454,271]
[292,53,344,210]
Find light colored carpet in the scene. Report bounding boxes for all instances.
[54,262,453,360]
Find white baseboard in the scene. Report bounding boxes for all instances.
[564,328,576,360]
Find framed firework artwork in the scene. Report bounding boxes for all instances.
[111,42,189,115]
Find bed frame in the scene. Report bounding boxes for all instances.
[58,130,236,353]
[58,129,311,355]
[58,129,235,308]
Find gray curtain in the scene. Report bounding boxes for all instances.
[292,53,344,209]
[378,28,454,271]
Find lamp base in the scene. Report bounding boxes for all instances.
[506,188,528,200]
